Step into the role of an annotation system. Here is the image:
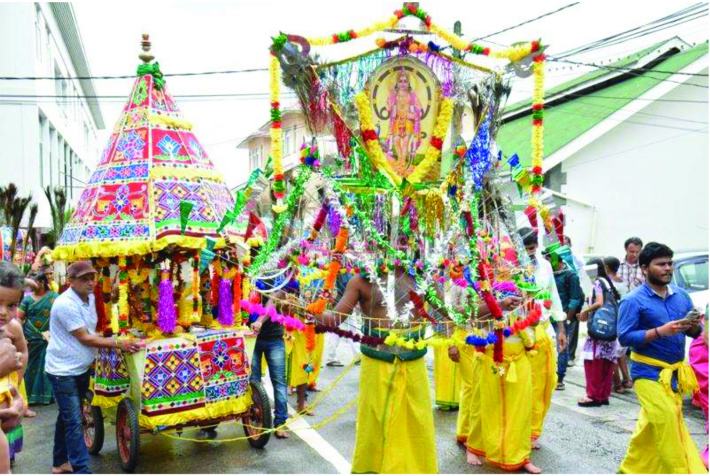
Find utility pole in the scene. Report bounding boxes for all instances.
[449,21,465,171]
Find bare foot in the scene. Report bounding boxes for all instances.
[466,452,483,466]
[532,440,541,450]
[297,404,315,416]
[275,429,290,439]
[24,409,37,418]
[523,462,542,474]
[51,462,73,474]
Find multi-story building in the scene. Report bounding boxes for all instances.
[0,2,104,228]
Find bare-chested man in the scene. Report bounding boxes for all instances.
[314,249,519,474]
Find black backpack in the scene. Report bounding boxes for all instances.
[587,278,619,341]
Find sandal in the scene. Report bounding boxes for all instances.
[614,385,628,394]
[556,381,565,391]
[578,398,602,407]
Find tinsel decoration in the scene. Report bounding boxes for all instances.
[157,268,177,334]
[117,257,129,333]
[217,278,234,327]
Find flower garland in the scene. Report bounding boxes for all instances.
[192,257,200,322]
[269,55,286,214]
[306,226,349,315]
[354,92,454,186]
[241,300,305,332]
[99,265,112,334]
[117,257,129,333]
[353,92,401,186]
[530,50,545,196]
[408,97,454,183]
[314,323,384,347]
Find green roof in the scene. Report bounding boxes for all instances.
[496,41,708,167]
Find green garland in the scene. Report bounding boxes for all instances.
[249,166,312,275]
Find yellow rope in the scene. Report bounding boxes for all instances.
[158,358,360,443]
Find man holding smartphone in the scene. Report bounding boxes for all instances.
[618,242,705,473]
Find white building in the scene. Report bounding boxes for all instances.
[0,2,104,228]
[236,106,339,187]
[497,38,708,258]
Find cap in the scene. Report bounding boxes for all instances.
[67,261,97,279]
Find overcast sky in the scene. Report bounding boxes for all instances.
[73,0,708,187]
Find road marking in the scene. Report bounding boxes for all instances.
[262,379,352,474]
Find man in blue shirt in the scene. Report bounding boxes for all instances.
[617,242,705,474]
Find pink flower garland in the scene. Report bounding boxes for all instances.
[241,300,306,332]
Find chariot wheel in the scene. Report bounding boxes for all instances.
[82,390,104,455]
[116,398,140,472]
[242,380,272,448]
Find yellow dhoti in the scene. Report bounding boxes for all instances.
[530,322,557,440]
[464,346,483,449]
[352,354,438,474]
[434,344,461,410]
[467,341,532,470]
[620,363,705,473]
[286,330,311,388]
[456,342,476,442]
[308,333,325,388]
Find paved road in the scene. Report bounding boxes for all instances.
[15,348,707,474]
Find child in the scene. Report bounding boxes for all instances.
[0,262,29,473]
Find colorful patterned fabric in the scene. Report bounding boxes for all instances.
[20,292,57,404]
[196,330,250,404]
[94,349,130,398]
[141,339,206,416]
[54,72,240,260]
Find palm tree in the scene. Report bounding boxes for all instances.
[22,203,39,264]
[44,186,70,244]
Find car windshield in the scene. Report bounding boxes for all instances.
[676,258,709,293]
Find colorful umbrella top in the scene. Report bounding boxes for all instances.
[55,40,238,260]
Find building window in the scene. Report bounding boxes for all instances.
[284,128,290,157]
[292,126,298,153]
[54,64,67,114]
[34,5,43,63]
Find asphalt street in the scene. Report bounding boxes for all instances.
[15,346,707,474]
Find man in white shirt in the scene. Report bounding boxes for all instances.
[46,261,139,474]
[517,228,565,447]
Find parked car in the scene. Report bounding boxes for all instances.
[672,252,709,311]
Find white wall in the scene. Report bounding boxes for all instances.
[0,3,101,228]
[561,65,709,259]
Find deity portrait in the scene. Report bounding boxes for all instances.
[385,70,423,172]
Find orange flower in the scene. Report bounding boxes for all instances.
[305,323,316,352]
[335,227,349,253]
[306,298,327,315]
[325,262,341,290]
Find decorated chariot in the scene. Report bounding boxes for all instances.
[52,36,271,472]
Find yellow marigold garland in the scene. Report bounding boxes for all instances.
[269,55,287,214]
[408,97,454,184]
[353,92,401,186]
[306,227,349,315]
[354,93,454,185]
[117,256,129,333]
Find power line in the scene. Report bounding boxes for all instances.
[471,2,581,41]
[553,3,708,58]
[553,3,705,57]
[547,56,708,77]
[0,67,268,82]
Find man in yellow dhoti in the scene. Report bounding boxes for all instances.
[451,331,474,443]
[518,228,565,446]
[618,242,706,474]
[434,341,460,411]
[315,262,440,474]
